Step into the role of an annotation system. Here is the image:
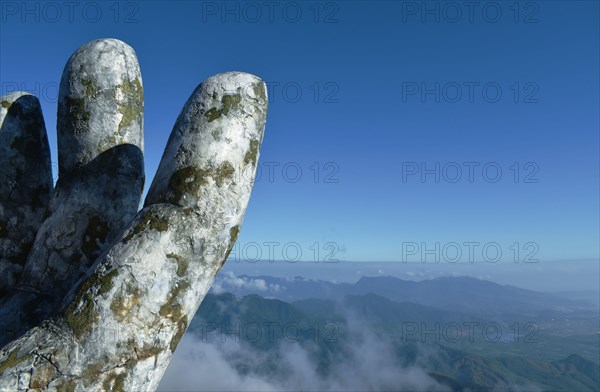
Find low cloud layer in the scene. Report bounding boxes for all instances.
[158,309,449,392]
[158,289,551,392]
[211,271,282,294]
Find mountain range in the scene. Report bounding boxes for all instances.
[185,276,600,391]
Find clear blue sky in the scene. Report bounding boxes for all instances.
[1,1,598,263]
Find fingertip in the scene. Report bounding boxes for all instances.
[145,72,268,211]
[0,91,52,194]
[0,92,53,291]
[57,38,144,175]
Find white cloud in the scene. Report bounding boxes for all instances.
[159,303,450,392]
[211,272,282,294]
[157,334,276,392]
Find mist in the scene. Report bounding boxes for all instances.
[158,306,450,392]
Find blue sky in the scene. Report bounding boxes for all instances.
[1,0,598,263]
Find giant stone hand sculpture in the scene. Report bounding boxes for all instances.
[0,39,267,391]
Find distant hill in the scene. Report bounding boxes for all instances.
[295,293,482,326]
[213,274,592,314]
[429,350,600,392]
[191,292,600,391]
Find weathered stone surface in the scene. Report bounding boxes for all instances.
[0,39,145,347]
[57,38,144,174]
[0,68,267,391]
[0,92,53,298]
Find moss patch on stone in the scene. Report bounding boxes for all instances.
[30,363,55,388]
[123,212,169,243]
[167,161,235,203]
[169,166,209,201]
[130,338,163,361]
[98,269,120,295]
[63,267,125,337]
[64,96,90,133]
[81,362,103,387]
[159,281,190,322]
[159,302,183,323]
[221,94,241,115]
[117,78,143,131]
[230,225,240,244]
[204,93,241,122]
[170,316,188,352]
[64,290,97,339]
[166,253,188,277]
[214,161,235,186]
[81,79,95,97]
[103,371,126,392]
[244,139,260,166]
[57,380,77,392]
[204,107,220,122]
[110,280,142,322]
[114,373,127,391]
[0,350,33,375]
[252,82,267,101]
[1,100,10,109]
[223,225,240,262]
